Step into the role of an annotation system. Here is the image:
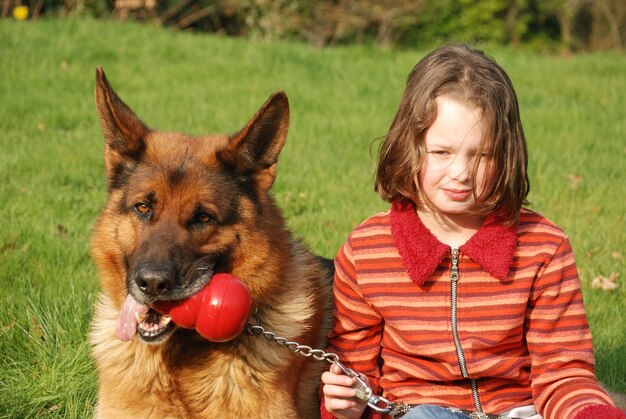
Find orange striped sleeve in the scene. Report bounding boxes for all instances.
[525,235,613,418]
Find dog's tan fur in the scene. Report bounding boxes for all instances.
[89,68,333,418]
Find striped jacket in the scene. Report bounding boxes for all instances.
[326,202,613,418]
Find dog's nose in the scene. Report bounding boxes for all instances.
[134,265,175,296]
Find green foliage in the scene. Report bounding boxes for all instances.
[4,0,625,51]
[411,0,510,45]
[0,18,624,417]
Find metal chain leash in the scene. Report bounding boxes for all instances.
[246,314,515,419]
[246,321,336,364]
[246,313,410,416]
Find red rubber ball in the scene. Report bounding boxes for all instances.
[153,273,252,342]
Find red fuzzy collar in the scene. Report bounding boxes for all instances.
[390,201,518,285]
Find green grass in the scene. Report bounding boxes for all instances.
[1,17,624,417]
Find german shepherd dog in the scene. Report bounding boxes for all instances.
[89,68,334,418]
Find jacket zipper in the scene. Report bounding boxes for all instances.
[450,248,483,412]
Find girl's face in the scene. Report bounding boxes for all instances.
[417,95,492,227]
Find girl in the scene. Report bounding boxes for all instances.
[321,44,624,419]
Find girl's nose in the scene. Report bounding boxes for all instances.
[448,154,470,181]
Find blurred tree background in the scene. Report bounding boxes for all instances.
[2,0,625,52]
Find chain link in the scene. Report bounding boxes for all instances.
[246,322,340,365]
[245,315,408,416]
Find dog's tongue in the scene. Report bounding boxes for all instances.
[116,294,149,341]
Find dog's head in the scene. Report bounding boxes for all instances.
[92,68,290,344]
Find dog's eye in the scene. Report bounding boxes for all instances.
[134,202,151,216]
[189,208,216,227]
[194,212,213,224]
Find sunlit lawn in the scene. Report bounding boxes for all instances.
[0,17,624,417]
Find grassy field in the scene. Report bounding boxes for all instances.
[0,17,624,417]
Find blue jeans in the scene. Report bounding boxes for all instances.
[401,404,469,419]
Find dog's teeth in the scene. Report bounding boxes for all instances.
[135,312,147,323]
[161,316,171,326]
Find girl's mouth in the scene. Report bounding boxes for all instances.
[443,188,472,201]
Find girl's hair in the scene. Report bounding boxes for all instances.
[375,43,529,225]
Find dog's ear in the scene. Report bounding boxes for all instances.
[220,91,289,194]
[95,67,149,185]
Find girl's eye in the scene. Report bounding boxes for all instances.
[134,202,151,215]
[429,150,448,155]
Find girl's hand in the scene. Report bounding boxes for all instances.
[321,364,369,419]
